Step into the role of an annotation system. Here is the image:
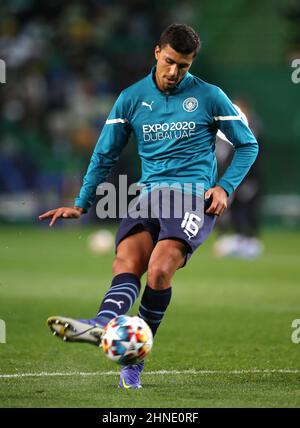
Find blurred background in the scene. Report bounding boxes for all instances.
[0,0,299,229]
[1,2,300,407]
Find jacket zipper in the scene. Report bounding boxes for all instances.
[165,93,169,113]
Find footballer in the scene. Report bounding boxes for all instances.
[39,23,258,389]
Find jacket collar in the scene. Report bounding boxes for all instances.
[149,66,193,94]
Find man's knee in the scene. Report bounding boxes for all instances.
[147,263,171,290]
[112,255,146,278]
[112,230,153,278]
[147,243,186,290]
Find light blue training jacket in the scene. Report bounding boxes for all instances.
[75,67,258,212]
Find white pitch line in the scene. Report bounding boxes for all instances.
[0,369,300,379]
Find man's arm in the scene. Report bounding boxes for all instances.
[39,91,131,226]
[74,92,131,212]
[205,88,259,216]
[213,88,259,195]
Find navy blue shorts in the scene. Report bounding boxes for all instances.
[115,191,216,266]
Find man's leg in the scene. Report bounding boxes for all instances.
[138,211,216,337]
[119,239,187,389]
[95,228,154,325]
[48,229,154,345]
[120,208,216,389]
[138,239,186,335]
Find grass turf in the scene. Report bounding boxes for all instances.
[0,224,300,408]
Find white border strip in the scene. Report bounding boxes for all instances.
[214,115,241,121]
[106,118,128,124]
[1,369,299,379]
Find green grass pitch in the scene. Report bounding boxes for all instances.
[0,224,300,408]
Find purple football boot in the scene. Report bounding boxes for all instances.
[118,361,145,389]
[47,316,104,346]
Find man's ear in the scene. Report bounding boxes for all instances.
[154,45,161,60]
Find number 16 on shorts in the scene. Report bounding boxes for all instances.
[181,212,202,240]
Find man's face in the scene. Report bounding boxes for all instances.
[154,44,194,92]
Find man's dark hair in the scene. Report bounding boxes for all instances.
[158,23,201,57]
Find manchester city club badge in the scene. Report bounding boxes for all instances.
[182,97,198,112]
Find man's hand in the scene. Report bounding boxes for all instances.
[38,207,84,227]
[204,186,228,216]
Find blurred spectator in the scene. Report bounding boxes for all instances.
[0,1,164,220]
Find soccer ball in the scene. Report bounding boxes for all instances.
[101,315,153,365]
